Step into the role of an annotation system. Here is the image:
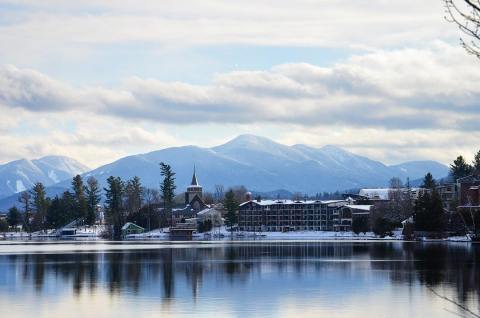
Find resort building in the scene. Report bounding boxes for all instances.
[238,199,370,232]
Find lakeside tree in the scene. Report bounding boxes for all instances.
[18,191,31,232]
[125,176,143,215]
[450,155,473,180]
[414,190,445,233]
[72,175,88,221]
[352,216,369,235]
[46,195,75,229]
[0,219,7,232]
[386,177,413,222]
[30,182,49,232]
[224,189,238,231]
[473,149,480,171]
[104,176,125,239]
[421,172,437,189]
[85,176,101,225]
[7,206,22,231]
[445,0,480,58]
[143,188,162,230]
[160,162,176,225]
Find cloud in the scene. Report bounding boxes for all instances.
[0,0,463,71]
[1,43,479,131]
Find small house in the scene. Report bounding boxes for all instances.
[121,222,145,236]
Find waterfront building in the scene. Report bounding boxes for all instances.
[121,222,145,236]
[238,199,369,232]
[197,207,223,227]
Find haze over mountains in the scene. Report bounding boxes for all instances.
[0,135,449,210]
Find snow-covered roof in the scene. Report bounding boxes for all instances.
[239,199,346,207]
[121,222,144,230]
[197,208,221,216]
[358,189,390,200]
[345,205,372,211]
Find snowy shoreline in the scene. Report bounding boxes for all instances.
[0,228,473,242]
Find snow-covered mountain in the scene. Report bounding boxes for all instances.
[0,135,449,210]
[56,134,449,193]
[0,156,89,199]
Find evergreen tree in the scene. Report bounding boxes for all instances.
[18,191,31,232]
[450,155,473,180]
[224,189,238,231]
[85,176,101,225]
[7,206,22,230]
[72,175,88,220]
[421,172,437,189]
[104,176,125,239]
[160,162,176,225]
[414,190,445,232]
[46,195,74,229]
[0,219,8,232]
[352,216,369,235]
[473,150,480,172]
[125,176,143,215]
[30,182,49,231]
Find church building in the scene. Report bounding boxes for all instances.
[184,166,207,212]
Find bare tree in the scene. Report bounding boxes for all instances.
[214,184,224,203]
[445,0,480,58]
[203,191,214,205]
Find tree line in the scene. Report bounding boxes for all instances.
[1,162,243,239]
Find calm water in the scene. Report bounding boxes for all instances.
[0,241,479,318]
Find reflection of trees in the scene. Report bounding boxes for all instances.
[3,242,480,310]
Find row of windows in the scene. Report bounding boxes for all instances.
[239,226,340,231]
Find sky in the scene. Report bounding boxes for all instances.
[0,0,479,169]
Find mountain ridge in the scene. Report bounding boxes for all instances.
[0,135,449,210]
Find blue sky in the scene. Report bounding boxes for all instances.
[0,0,478,168]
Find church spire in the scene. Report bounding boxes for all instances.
[191,165,199,186]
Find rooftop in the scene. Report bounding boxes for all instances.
[239,199,346,207]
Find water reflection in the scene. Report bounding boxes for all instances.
[0,242,479,317]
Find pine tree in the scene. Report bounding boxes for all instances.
[414,190,445,232]
[125,176,143,215]
[30,183,49,232]
[160,162,176,225]
[7,206,22,230]
[18,191,31,232]
[421,172,437,189]
[224,189,238,231]
[72,175,88,221]
[450,155,473,180]
[85,176,101,225]
[46,196,69,229]
[473,150,480,172]
[104,176,125,239]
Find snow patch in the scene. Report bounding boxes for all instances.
[16,180,26,193]
[48,170,59,183]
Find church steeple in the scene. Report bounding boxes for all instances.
[186,165,203,206]
[191,165,199,186]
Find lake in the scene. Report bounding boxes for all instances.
[0,241,478,318]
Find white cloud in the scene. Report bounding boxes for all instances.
[0,0,461,67]
[1,43,479,131]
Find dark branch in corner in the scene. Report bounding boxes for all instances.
[444,0,480,58]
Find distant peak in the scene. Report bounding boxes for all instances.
[217,134,283,149]
[228,134,275,144]
[320,144,350,154]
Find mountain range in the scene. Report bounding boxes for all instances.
[0,156,89,199]
[0,135,449,211]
